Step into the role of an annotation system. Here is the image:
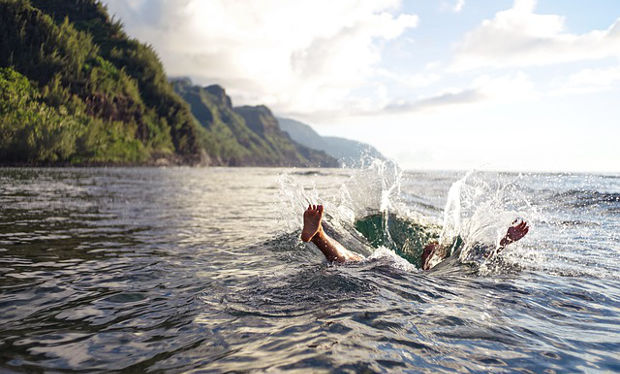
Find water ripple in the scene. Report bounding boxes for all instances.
[0,167,618,372]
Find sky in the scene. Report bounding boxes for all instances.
[101,0,620,172]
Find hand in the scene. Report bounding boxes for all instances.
[505,219,529,243]
[493,219,529,256]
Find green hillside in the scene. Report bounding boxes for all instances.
[0,0,202,164]
[173,79,338,167]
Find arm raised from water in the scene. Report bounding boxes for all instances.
[494,219,529,255]
[423,220,530,269]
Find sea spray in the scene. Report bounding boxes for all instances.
[277,160,433,267]
[439,170,472,248]
[436,171,542,271]
[276,172,318,232]
[277,159,404,227]
[276,163,541,272]
[342,160,404,249]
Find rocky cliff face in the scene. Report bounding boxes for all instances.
[173,79,338,167]
[234,105,279,136]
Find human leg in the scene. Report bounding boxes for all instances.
[301,205,363,263]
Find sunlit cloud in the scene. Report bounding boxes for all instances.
[453,0,465,13]
[472,71,535,102]
[452,0,620,70]
[561,65,620,94]
[440,0,465,13]
[362,71,534,116]
[384,89,482,114]
[376,69,441,89]
[102,0,418,117]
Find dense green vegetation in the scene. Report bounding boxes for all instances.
[0,0,201,164]
[0,66,146,163]
[173,79,337,167]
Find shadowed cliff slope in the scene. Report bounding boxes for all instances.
[173,79,338,167]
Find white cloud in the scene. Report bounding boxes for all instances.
[383,89,483,114]
[101,0,418,117]
[453,0,465,13]
[440,0,465,13]
[452,0,620,70]
[563,65,620,93]
[376,68,441,89]
[368,71,534,115]
[472,71,535,101]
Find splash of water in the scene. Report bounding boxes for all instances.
[344,160,403,248]
[277,160,428,266]
[439,171,472,248]
[277,161,541,272]
[437,171,541,270]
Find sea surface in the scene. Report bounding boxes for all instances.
[0,166,618,373]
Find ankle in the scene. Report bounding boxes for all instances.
[310,226,325,243]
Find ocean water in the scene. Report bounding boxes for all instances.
[0,166,618,373]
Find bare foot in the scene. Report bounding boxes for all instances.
[301,204,323,242]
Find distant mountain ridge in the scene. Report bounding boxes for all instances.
[277,117,385,167]
[172,78,338,167]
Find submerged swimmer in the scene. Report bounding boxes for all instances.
[301,204,529,270]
